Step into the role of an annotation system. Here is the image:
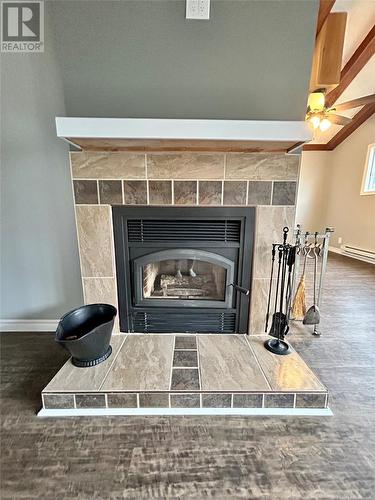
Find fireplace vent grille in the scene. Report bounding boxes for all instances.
[127,219,241,243]
[132,311,236,333]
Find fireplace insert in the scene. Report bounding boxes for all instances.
[112,206,255,333]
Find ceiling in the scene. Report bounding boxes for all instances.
[49,0,318,121]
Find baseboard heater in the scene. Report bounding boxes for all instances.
[342,245,375,263]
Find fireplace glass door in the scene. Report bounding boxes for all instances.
[133,249,235,308]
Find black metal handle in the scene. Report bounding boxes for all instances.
[229,283,250,296]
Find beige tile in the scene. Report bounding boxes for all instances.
[123,180,147,204]
[71,152,145,179]
[253,206,295,279]
[148,180,172,204]
[139,393,169,408]
[295,393,327,408]
[247,181,272,205]
[75,394,106,408]
[43,336,126,393]
[264,393,294,408]
[83,277,117,305]
[170,393,200,408]
[226,153,299,180]
[249,337,326,392]
[198,180,222,205]
[173,181,197,205]
[73,180,98,204]
[43,394,74,409]
[101,335,174,391]
[76,205,114,277]
[98,180,122,204]
[285,154,300,173]
[223,181,247,205]
[107,393,137,408]
[198,335,269,391]
[83,277,119,332]
[272,181,297,205]
[249,278,275,335]
[147,153,224,179]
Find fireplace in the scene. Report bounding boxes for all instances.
[112,206,255,333]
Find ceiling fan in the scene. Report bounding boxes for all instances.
[305,91,375,132]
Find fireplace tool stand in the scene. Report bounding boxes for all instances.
[264,227,296,355]
[291,225,334,336]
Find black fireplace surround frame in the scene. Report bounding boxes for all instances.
[112,206,255,334]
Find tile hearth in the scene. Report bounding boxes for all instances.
[39,335,330,417]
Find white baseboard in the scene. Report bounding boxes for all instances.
[329,246,375,265]
[38,407,333,418]
[0,319,59,332]
[328,246,343,255]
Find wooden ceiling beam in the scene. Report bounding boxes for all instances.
[303,143,329,151]
[325,103,375,149]
[326,25,375,107]
[316,0,336,37]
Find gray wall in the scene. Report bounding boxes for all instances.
[50,0,317,120]
[0,9,83,320]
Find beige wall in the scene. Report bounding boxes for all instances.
[296,116,375,251]
[296,151,330,231]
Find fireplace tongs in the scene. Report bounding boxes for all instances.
[229,283,250,296]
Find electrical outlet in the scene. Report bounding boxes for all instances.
[186,0,210,20]
[338,237,343,244]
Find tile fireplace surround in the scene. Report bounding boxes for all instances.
[70,151,298,335]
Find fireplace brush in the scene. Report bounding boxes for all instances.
[264,227,296,356]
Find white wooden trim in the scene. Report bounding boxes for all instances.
[38,407,333,417]
[360,143,375,196]
[328,246,342,255]
[56,117,312,142]
[0,319,59,332]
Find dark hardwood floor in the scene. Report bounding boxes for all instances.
[1,253,375,499]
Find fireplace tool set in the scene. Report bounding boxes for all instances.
[291,225,333,336]
[264,227,296,355]
[264,225,333,354]
[264,226,334,354]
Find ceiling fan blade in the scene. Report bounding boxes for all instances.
[333,94,375,112]
[329,114,352,126]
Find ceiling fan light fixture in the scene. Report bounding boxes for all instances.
[308,115,321,129]
[308,91,325,112]
[319,118,332,132]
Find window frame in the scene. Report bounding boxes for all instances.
[361,143,375,196]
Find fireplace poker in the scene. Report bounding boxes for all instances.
[285,245,296,323]
[265,244,277,333]
[271,246,283,333]
[277,242,289,339]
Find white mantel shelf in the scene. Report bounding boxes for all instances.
[56,117,311,141]
[55,117,311,153]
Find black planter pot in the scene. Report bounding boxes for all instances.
[55,304,117,367]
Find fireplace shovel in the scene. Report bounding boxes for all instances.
[303,244,320,325]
